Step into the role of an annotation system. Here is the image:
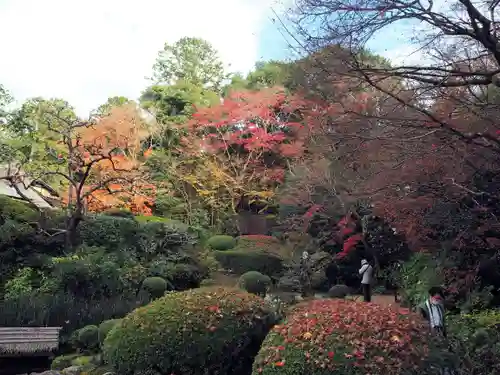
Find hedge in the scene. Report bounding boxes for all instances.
[253,299,456,375]
[238,271,271,297]
[103,286,276,375]
[207,235,236,251]
[214,250,284,277]
[141,276,169,298]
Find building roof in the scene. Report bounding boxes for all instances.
[0,327,62,356]
[0,165,57,209]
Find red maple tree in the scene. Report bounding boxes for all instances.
[182,87,322,210]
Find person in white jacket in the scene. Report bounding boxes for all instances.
[359,259,373,302]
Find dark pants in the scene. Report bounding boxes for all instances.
[362,283,371,302]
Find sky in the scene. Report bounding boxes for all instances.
[0,0,416,117]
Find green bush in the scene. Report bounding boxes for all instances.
[98,319,122,345]
[51,251,123,299]
[102,208,135,219]
[207,235,236,250]
[103,286,276,375]
[395,252,442,307]
[0,195,40,222]
[51,353,80,370]
[238,271,271,297]
[78,215,139,251]
[253,299,456,375]
[214,250,283,277]
[141,276,169,298]
[165,263,204,290]
[78,325,99,351]
[447,310,500,375]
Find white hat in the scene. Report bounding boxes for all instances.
[361,259,368,264]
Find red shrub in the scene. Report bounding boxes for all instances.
[253,299,453,375]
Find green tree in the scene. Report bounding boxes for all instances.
[152,37,226,91]
[246,60,292,89]
[141,81,219,150]
[222,73,249,96]
[2,98,76,185]
[0,84,13,123]
[96,96,133,116]
[222,61,293,95]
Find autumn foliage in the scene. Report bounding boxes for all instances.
[253,299,453,375]
[61,104,154,214]
[179,87,324,211]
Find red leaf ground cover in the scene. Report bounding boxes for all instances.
[252,299,452,375]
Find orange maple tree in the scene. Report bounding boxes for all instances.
[58,103,154,230]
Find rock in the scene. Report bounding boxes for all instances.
[31,371,61,375]
[61,366,84,375]
[327,284,352,298]
[310,270,328,289]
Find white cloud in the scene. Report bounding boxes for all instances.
[0,0,279,116]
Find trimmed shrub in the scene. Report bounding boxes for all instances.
[207,235,236,250]
[447,310,500,375]
[214,250,283,277]
[253,299,456,375]
[103,286,276,375]
[141,276,168,298]
[51,353,80,370]
[78,325,99,351]
[102,209,135,219]
[169,263,204,290]
[239,271,271,297]
[98,319,122,345]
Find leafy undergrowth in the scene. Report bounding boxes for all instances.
[253,299,455,375]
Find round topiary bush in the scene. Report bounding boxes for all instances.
[103,286,276,375]
[78,325,99,351]
[207,235,237,250]
[98,319,122,345]
[239,271,272,297]
[141,276,168,298]
[253,299,456,375]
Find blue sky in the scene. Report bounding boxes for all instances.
[0,0,416,116]
[257,14,417,65]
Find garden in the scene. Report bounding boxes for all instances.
[2,6,500,374]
